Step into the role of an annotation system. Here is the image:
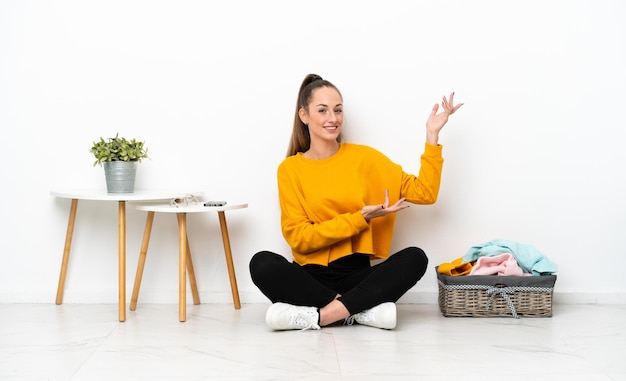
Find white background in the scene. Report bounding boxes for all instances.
[1,0,624,304]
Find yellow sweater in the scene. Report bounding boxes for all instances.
[278,143,443,266]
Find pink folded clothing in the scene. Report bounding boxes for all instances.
[469,253,526,276]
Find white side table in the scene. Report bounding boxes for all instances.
[131,202,248,322]
[50,189,202,322]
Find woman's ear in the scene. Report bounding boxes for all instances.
[298,108,308,125]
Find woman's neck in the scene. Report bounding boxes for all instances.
[303,141,340,160]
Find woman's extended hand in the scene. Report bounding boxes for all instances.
[361,190,410,221]
[426,92,463,145]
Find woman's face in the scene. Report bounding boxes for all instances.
[299,86,343,143]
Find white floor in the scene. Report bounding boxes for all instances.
[0,303,624,381]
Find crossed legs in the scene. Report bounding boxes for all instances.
[249,247,428,327]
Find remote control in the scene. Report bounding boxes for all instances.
[204,201,227,207]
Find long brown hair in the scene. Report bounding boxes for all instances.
[286,74,344,157]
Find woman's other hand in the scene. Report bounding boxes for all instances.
[426,92,463,145]
[361,190,409,221]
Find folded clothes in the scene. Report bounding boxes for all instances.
[469,252,527,276]
[437,257,474,276]
[462,239,558,275]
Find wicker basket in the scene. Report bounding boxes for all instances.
[436,267,557,318]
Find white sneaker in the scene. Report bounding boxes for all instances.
[265,302,321,331]
[345,302,397,329]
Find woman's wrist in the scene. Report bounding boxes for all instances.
[361,209,370,222]
[426,131,439,145]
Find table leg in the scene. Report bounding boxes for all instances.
[118,201,126,322]
[56,198,79,305]
[177,213,187,322]
[130,211,155,311]
[185,236,201,305]
[217,211,241,309]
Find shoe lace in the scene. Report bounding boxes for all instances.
[344,315,357,326]
[291,312,320,331]
[344,309,373,326]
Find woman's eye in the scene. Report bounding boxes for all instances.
[317,108,341,114]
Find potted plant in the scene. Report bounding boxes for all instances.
[90,133,149,193]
